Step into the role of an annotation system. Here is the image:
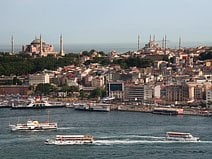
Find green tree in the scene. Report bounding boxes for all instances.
[79,89,86,99]
[35,83,56,95]
[69,86,79,92]
[89,87,106,98]
[12,77,22,85]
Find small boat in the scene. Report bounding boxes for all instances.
[45,135,94,145]
[166,132,200,141]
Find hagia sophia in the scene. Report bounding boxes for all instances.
[21,35,64,57]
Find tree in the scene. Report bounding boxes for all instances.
[79,89,86,100]
[35,83,56,95]
[69,86,79,92]
[12,77,22,85]
[89,88,106,99]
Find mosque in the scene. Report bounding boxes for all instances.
[21,35,64,57]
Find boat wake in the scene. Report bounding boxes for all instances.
[98,135,166,140]
[94,139,212,145]
[57,127,76,130]
[93,135,212,145]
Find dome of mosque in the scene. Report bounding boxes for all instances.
[31,38,46,45]
[31,39,41,44]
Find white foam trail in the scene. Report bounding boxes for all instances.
[199,141,212,144]
[94,140,171,145]
[94,140,212,145]
[97,135,166,140]
[57,127,76,130]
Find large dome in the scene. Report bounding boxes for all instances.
[31,39,40,44]
[31,38,45,45]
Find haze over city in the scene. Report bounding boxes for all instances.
[0,0,212,45]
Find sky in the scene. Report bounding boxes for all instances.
[0,0,212,45]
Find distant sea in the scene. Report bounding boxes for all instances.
[0,42,212,54]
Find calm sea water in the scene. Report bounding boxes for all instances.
[0,108,212,159]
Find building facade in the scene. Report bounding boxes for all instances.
[106,82,124,100]
[29,73,50,86]
[164,84,189,102]
[206,88,212,108]
[124,84,153,102]
[0,85,29,95]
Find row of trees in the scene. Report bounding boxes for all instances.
[85,56,153,69]
[0,50,154,76]
[35,83,106,99]
[0,53,79,76]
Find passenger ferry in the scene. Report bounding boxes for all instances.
[12,97,66,109]
[74,102,111,112]
[45,135,94,145]
[89,103,111,112]
[74,103,90,111]
[152,107,184,115]
[9,120,58,131]
[166,132,200,141]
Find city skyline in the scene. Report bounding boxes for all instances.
[0,0,212,45]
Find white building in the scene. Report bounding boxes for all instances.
[29,73,50,86]
[154,85,161,98]
[206,89,212,109]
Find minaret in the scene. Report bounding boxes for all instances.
[179,37,181,50]
[164,35,167,50]
[162,37,164,49]
[60,34,64,56]
[11,35,14,54]
[137,34,140,51]
[40,34,43,55]
[153,35,155,42]
[149,34,152,42]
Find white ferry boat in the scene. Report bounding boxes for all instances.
[45,135,94,145]
[166,132,200,141]
[90,103,111,112]
[74,102,110,112]
[74,103,90,111]
[12,97,66,109]
[9,120,58,131]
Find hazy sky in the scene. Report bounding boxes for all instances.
[0,0,212,45]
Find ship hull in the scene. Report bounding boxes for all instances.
[166,137,200,142]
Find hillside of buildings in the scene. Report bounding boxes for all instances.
[0,39,212,109]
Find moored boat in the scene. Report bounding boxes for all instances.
[74,102,110,112]
[89,103,111,112]
[11,97,66,109]
[74,103,90,110]
[45,135,94,145]
[166,132,200,141]
[152,107,184,115]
